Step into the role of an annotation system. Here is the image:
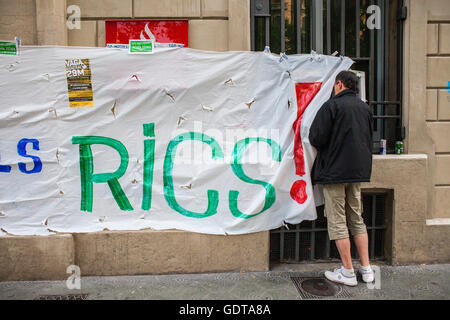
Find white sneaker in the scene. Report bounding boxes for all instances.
[324,266,358,286]
[359,265,375,283]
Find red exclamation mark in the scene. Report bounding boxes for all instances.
[290,82,322,204]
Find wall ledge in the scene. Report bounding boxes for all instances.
[426,218,450,225]
[373,154,428,160]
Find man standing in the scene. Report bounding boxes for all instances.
[309,70,374,286]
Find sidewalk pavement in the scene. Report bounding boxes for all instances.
[0,262,449,300]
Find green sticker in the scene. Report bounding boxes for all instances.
[129,40,153,54]
[229,138,282,219]
[163,132,224,219]
[0,41,17,55]
[72,136,133,212]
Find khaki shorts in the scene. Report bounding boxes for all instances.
[323,183,367,241]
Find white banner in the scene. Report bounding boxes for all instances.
[0,46,353,236]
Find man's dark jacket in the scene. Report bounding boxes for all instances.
[309,89,373,185]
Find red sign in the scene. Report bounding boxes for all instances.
[105,19,189,47]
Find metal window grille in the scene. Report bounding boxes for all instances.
[251,0,406,154]
[270,192,388,263]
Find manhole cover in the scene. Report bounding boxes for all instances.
[301,278,338,296]
[291,277,353,299]
[35,294,88,300]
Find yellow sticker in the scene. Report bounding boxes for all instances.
[65,59,94,108]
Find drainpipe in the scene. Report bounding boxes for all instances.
[397,0,407,141]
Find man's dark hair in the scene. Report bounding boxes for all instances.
[335,70,359,94]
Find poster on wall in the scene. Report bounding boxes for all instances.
[105,19,189,47]
[65,58,94,107]
[0,46,352,236]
